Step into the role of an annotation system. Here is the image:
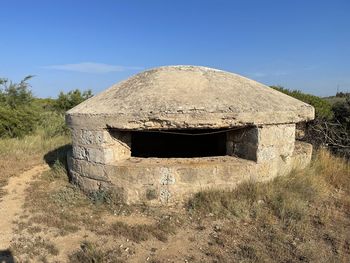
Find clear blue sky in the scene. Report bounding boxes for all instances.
[1,0,349,98]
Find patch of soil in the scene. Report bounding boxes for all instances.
[0,164,49,249]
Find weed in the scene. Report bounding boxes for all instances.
[0,132,69,198]
[188,150,350,262]
[10,236,59,261]
[68,242,124,263]
[99,214,181,243]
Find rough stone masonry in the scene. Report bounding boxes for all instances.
[66,65,315,205]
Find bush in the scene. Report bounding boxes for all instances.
[0,76,34,108]
[54,89,93,112]
[0,76,40,138]
[0,76,93,138]
[0,106,39,138]
[37,111,68,138]
[332,95,350,129]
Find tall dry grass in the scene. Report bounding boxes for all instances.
[188,150,350,262]
[315,149,350,192]
[0,130,70,198]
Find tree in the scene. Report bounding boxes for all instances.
[0,76,39,138]
[0,75,34,108]
[54,89,93,112]
[332,95,350,129]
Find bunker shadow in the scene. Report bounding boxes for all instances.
[0,249,14,263]
[43,144,71,167]
[43,144,72,180]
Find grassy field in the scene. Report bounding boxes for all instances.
[0,131,69,200]
[0,132,349,262]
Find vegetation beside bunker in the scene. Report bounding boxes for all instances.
[10,149,350,262]
[186,150,350,262]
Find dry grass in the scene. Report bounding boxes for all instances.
[23,163,100,236]
[20,154,182,237]
[68,242,124,263]
[10,235,59,262]
[0,131,69,199]
[4,131,349,263]
[188,149,350,262]
[99,215,181,243]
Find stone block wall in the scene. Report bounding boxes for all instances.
[256,124,295,162]
[67,124,309,205]
[227,124,296,163]
[71,129,131,164]
[68,128,131,193]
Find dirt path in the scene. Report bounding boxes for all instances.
[0,164,49,250]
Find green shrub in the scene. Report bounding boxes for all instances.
[37,111,68,138]
[0,76,34,108]
[0,75,93,138]
[0,76,40,138]
[332,96,350,128]
[54,89,93,112]
[0,106,39,138]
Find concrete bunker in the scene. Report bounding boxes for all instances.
[66,65,315,204]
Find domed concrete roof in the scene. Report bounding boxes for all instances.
[66,65,314,130]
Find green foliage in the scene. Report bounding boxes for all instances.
[54,89,92,112]
[0,76,92,138]
[33,97,56,111]
[37,111,68,138]
[271,86,333,119]
[336,91,350,98]
[332,95,350,128]
[0,106,39,138]
[0,76,34,108]
[0,76,40,138]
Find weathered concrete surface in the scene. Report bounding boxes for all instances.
[68,141,313,205]
[71,128,131,164]
[66,66,314,130]
[66,65,315,205]
[226,124,295,163]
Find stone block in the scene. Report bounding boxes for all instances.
[70,170,100,192]
[72,145,115,164]
[70,158,110,181]
[71,129,119,146]
[256,124,295,163]
[227,127,259,161]
[227,124,296,163]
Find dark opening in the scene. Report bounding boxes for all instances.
[131,129,227,158]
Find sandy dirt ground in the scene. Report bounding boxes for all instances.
[0,164,210,262]
[0,164,50,250]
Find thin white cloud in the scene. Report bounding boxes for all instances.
[43,62,142,73]
[252,72,267,77]
[251,70,289,78]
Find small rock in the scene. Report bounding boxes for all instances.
[214,225,221,232]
